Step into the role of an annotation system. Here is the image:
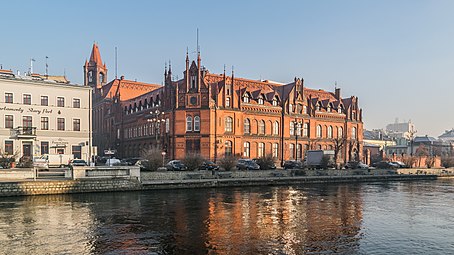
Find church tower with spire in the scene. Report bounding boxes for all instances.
[84,43,108,91]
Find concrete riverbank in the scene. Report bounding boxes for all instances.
[0,171,439,197]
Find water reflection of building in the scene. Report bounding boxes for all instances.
[203,185,363,254]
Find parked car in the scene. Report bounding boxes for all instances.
[166,160,188,171]
[344,161,370,169]
[105,158,122,166]
[373,161,398,169]
[236,159,260,170]
[283,160,304,170]
[392,161,409,168]
[70,159,88,166]
[199,161,219,171]
[121,158,142,166]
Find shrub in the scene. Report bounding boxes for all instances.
[218,156,237,171]
[183,154,204,171]
[402,156,417,168]
[320,155,331,169]
[255,155,275,170]
[425,156,435,168]
[140,149,164,171]
[441,156,454,168]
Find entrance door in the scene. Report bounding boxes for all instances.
[23,142,32,157]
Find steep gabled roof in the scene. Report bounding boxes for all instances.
[102,78,161,101]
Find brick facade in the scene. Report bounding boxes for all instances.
[89,46,364,164]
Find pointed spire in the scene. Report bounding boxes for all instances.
[164,61,168,77]
[89,43,103,65]
[168,60,172,75]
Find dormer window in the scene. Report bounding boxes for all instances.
[316,104,320,111]
[303,105,307,114]
[243,94,250,103]
[258,96,264,105]
[338,107,342,113]
[272,97,278,106]
[327,105,331,112]
[289,104,293,113]
[226,97,231,107]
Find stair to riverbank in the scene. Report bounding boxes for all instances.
[36,169,66,179]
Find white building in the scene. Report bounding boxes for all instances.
[0,70,93,163]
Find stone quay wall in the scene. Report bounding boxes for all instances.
[0,179,141,197]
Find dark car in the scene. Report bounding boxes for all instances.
[392,161,409,168]
[283,160,304,170]
[199,161,219,171]
[236,159,260,170]
[373,161,398,169]
[121,158,142,166]
[166,160,188,171]
[70,159,88,166]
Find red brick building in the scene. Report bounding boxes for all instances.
[88,44,363,164]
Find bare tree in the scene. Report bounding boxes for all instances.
[331,137,346,169]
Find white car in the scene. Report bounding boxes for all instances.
[105,158,121,166]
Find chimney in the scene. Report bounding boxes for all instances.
[120,75,125,80]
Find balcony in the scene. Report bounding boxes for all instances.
[11,126,37,139]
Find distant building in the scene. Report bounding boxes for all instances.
[438,129,454,142]
[0,70,93,162]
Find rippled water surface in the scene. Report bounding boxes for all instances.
[1,179,454,254]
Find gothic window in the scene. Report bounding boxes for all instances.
[273,121,279,135]
[303,123,309,137]
[328,126,333,138]
[272,143,279,158]
[99,73,104,83]
[316,125,322,138]
[225,117,233,132]
[338,127,343,138]
[303,105,307,114]
[258,142,265,157]
[194,116,200,131]
[244,118,251,134]
[191,75,196,89]
[243,142,250,157]
[290,121,295,136]
[289,144,295,159]
[226,97,230,107]
[225,141,233,156]
[88,71,93,83]
[352,127,357,140]
[289,103,293,113]
[327,105,331,112]
[259,120,265,135]
[186,116,193,132]
[258,96,264,105]
[316,103,320,111]
[272,97,279,106]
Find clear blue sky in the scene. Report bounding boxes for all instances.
[1,0,453,137]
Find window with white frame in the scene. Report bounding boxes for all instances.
[243,142,250,157]
[328,126,333,138]
[338,127,343,138]
[225,140,233,156]
[303,123,308,137]
[225,117,233,132]
[273,121,279,135]
[194,116,200,131]
[258,96,264,105]
[316,125,322,138]
[259,120,265,134]
[272,143,278,158]
[289,144,295,159]
[186,116,193,132]
[244,118,250,134]
[290,121,295,136]
[352,127,357,140]
[258,142,265,157]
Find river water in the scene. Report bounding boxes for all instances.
[0,179,453,254]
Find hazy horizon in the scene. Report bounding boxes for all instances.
[1,0,453,137]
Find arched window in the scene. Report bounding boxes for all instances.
[258,142,265,157]
[327,104,331,112]
[338,127,343,138]
[297,144,302,159]
[99,73,104,83]
[194,116,200,131]
[272,143,279,158]
[226,97,230,107]
[290,121,295,136]
[259,120,265,134]
[316,103,321,111]
[289,144,295,159]
[225,141,233,156]
[328,126,333,138]
[352,127,357,140]
[273,121,279,135]
[316,125,322,138]
[243,142,250,157]
[303,105,307,114]
[289,103,293,113]
[88,71,93,82]
[272,97,279,106]
[225,117,233,132]
[244,118,251,134]
[186,116,193,132]
[303,123,309,137]
[258,96,264,105]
